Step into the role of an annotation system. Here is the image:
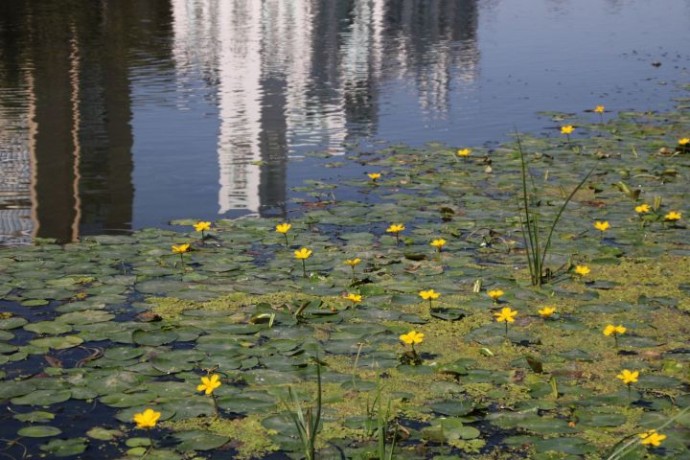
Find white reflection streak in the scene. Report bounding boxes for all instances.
[281,1,313,153]
[216,0,262,214]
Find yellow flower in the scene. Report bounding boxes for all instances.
[430,238,446,249]
[574,265,590,276]
[487,289,504,301]
[344,258,361,267]
[345,293,362,303]
[494,307,517,323]
[635,204,651,214]
[560,125,574,135]
[664,211,681,221]
[678,138,690,146]
[616,369,639,385]
[419,289,440,301]
[368,173,382,180]
[386,224,405,234]
[294,247,312,260]
[400,330,424,345]
[457,148,471,157]
[197,374,222,395]
[538,306,556,318]
[194,221,211,232]
[171,243,190,254]
[594,221,610,232]
[276,223,292,234]
[639,430,667,447]
[603,324,626,336]
[133,408,161,429]
[594,105,605,114]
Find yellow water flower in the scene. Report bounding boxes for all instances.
[368,172,382,181]
[538,306,556,318]
[172,243,190,254]
[594,105,605,114]
[294,248,312,260]
[639,430,667,447]
[457,148,471,157]
[419,289,440,301]
[635,203,651,214]
[345,293,362,304]
[561,125,574,135]
[616,369,639,385]
[399,330,424,345]
[487,289,504,302]
[386,223,405,245]
[574,265,590,276]
[133,408,161,429]
[594,221,610,232]
[678,138,690,146]
[386,224,405,234]
[494,307,517,323]
[276,223,292,234]
[664,210,681,221]
[603,324,626,336]
[197,374,222,395]
[344,258,361,267]
[430,238,447,250]
[194,221,211,232]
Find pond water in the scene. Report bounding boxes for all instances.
[1,0,689,245]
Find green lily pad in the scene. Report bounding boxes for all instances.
[39,438,88,457]
[132,328,179,346]
[86,427,124,441]
[17,425,62,437]
[29,335,83,350]
[13,411,55,423]
[11,389,71,406]
[0,316,28,330]
[23,321,73,335]
[175,431,231,451]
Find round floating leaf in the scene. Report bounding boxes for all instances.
[132,329,179,346]
[29,335,83,350]
[11,389,71,406]
[0,316,28,330]
[430,399,476,417]
[18,425,62,437]
[23,321,73,335]
[14,411,55,423]
[99,392,157,408]
[21,299,50,307]
[175,431,231,451]
[86,427,124,441]
[39,437,88,457]
[533,437,593,455]
[56,310,114,325]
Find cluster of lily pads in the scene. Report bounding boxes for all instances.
[1,101,690,459]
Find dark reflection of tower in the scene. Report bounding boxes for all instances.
[258,77,288,218]
[23,0,139,242]
[25,1,80,242]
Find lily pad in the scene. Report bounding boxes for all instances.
[17,425,62,437]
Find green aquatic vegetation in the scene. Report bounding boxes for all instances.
[163,414,278,459]
[2,101,690,459]
[515,134,596,286]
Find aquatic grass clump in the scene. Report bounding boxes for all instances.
[280,362,322,460]
[515,134,595,286]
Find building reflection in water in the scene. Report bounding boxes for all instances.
[0,0,478,244]
[0,1,166,244]
[170,0,478,219]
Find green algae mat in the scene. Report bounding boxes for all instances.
[1,103,690,459]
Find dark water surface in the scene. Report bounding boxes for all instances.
[1,0,689,244]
